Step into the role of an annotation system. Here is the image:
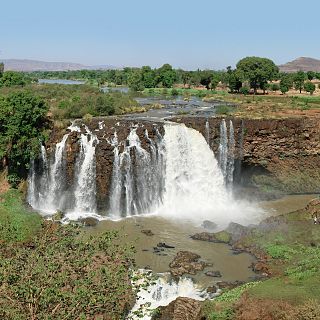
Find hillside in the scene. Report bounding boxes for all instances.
[1,59,116,72]
[279,57,320,73]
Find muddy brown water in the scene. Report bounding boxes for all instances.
[86,194,316,288]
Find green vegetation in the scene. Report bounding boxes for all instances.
[236,56,279,94]
[304,81,316,95]
[293,71,306,93]
[0,91,49,180]
[203,206,320,319]
[0,189,42,242]
[0,189,135,319]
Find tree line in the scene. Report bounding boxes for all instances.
[25,57,320,95]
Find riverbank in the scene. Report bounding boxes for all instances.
[153,198,320,319]
[0,189,135,319]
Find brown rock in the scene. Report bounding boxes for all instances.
[141,229,154,236]
[169,251,208,277]
[152,297,203,320]
[80,217,99,227]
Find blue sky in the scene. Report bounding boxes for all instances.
[1,0,319,69]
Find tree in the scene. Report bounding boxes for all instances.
[271,83,280,92]
[0,71,30,87]
[307,71,315,80]
[293,71,306,93]
[236,57,279,94]
[141,66,155,88]
[226,66,242,93]
[0,92,48,177]
[210,72,220,90]
[0,63,4,77]
[304,81,316,95]
[199,70,213,90]
[280,75,292,94]
[127,69,145,91]
[181,71,192,88]
[156,64,176,88]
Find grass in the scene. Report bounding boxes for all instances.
[0,189,42,242]
[203,204,320,319]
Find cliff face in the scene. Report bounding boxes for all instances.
[46,116,320,212]
[176,116,320,194]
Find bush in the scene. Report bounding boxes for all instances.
[271,83,280,92]
[171,88,179,96]
[240,86,250,95]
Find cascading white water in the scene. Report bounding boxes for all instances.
[155,123,231,222]
[73,132,98,213]
[218,119,228,180]
[218,119,235,186]
[28,121,262,226]
[109,127,164,218]
[227,120,235,186]
[109,132,122,218]
[129,272,213,320]
[205,119,210,145]
[45,134,69,211]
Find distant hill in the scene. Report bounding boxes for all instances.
[279,57,320,73]
[1,59,116,72]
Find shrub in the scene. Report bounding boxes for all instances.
[240,86,250,95]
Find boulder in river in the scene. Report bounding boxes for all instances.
[157,242,175,249]
[169,251,208,277]
[141,229,154,236]
[205,270,222,278]
[201,220,217,230]
[151,297,203,320]
[52,210,65,221]
[80,217,99,227]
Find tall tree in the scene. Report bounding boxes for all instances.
[0,63,4,77]
[304,81,316,95]
[156,64,176,88]
[293,71,306,93]
[236,57,279,94]
[127,69,145,91]
[0,92,48,177]
[141,66,155,88]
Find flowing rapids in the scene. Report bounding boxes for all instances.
[28,121,262,226]
[128,271,214,320]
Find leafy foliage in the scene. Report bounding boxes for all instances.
[0,91,49,177]
[236,56,279,93]
[0,71,32,87]
[304,81,316,95]
[0,222,135,319]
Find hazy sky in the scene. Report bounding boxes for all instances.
[1,0,319,69]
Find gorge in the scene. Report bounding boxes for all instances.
[25,115,320,319]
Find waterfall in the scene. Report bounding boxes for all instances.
[73,132,98,213]
[205,119,210,145]
[109,132,122,217]
[218,119,228,180]
[156,123,228,220]
[218,119,235,187]
[227,120,235,186]
[109,128,163,217]
[44,134,69,212]
[28,121,261,226]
